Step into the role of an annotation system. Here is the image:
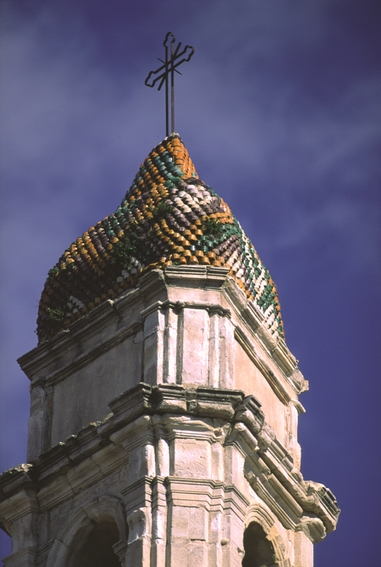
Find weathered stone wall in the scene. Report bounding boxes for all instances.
[0,384,338,567]
[19,267,306,463]
[0,267,339,567]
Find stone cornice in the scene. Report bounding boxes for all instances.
[223,275,306,394]
[0,383,339,539]
[162,265,230,289]
[18,268,306,397]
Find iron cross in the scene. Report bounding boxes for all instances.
[145,32,195,137]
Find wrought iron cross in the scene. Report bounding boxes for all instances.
[145,32,194,137]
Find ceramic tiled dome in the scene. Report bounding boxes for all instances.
[37,134,283,342]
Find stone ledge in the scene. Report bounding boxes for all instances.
[18,268,305,396]
[163,265,230,289]
[0,383,340,538]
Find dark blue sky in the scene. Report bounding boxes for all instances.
[1,1,380,564]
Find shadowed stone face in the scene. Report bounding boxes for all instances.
[242,522,277,567]
[67,520,120,567]
[37,134,283,342]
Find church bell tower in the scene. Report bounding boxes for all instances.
[0,134,339,567]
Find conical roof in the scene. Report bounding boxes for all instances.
[37,134,283,342]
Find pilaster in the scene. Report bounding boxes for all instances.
[1,267,339,566]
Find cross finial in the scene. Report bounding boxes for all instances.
[145,32,195,137]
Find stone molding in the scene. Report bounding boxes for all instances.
[17,267,308,461]
[0,383,339,545]
[19,268,305,395]
[2,266,340,566]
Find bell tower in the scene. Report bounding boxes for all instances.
[0,134,339,567]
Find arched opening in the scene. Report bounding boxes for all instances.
[242,521,278,567]
[46,495,127,567]
[68,518,121,567]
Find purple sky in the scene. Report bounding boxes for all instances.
[1,0,380,564]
